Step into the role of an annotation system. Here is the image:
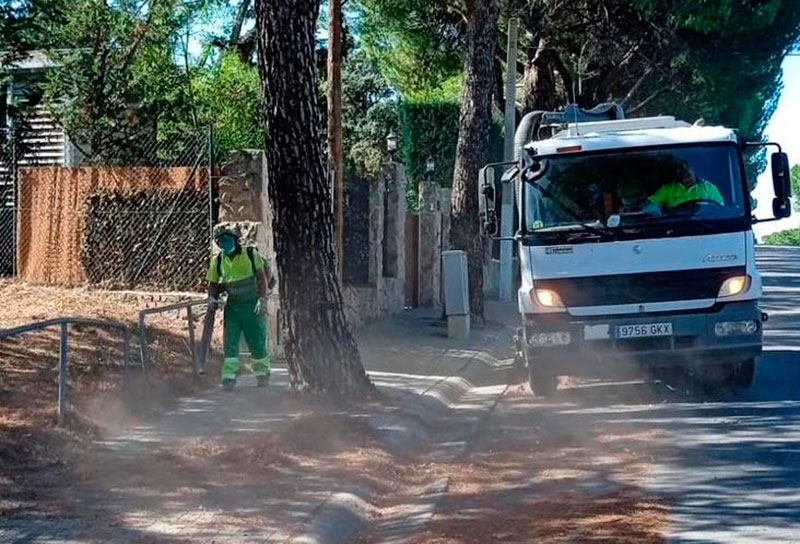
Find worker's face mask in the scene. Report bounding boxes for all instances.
[218,235,237,256]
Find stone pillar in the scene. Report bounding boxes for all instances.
[418,180,441,308]
[216,149,282,354]
[382,163,406,280]
[438,187,452,308]
[380,163,407,315]
[368,175,386,284]
[439,187,452,253]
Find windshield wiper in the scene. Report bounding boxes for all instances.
[532,222,611,236]
[526,182,616,240]
[619,214,722,237]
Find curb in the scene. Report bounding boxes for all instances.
[289,488,377,544]
[371,373,474,455]
[291,368,477,544]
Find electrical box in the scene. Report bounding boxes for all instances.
[442,250,470,316]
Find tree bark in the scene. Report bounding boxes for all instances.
[229,0,252,49]
[255,0,373,398]
[520,37,562,114]
[450,0,500,322]
[328,0,345,278]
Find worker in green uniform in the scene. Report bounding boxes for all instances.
[645,161,724,215]
[207,225,275,390]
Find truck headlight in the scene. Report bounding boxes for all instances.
[718,275,749,298]
[529,332,571,347]
[533,288,564,308]
[715,320,758,337]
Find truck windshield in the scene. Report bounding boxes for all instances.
[525,144,747,240]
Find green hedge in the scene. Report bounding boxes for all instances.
[399,99,504,210]
[763,228,800,246]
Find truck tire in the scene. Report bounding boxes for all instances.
[529,366,558,397]
[732,359,755,389]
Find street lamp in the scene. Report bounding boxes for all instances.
[425,155,435,180]
[386,130,398,161]
[425,155,435,173]
[425,155,437,211]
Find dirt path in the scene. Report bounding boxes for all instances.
[1,299,670,543]
[356,380,668,544]
[1,371,437,543]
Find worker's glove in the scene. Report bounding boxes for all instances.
[254,296,269,316]
[207,297,225,311]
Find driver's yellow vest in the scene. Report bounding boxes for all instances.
[649,180,724,209]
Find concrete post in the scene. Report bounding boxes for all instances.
[418,180,441,308]
[442,250,470,340]
[499,18,519,301]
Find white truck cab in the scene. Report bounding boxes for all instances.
[480,104,793,396]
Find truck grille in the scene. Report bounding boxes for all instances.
[536,267,745,307]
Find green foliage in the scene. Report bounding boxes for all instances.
[0,0,67,66]
[763,228,800,246]
[0,0,68,136]
[192,52,262,160]
[44,0,190,164]
[399,96,504,209]
[399,99,460,206]
[360,0,799,191]
[341,48,398,174]
[357,0,465,98]
[791,164,800,210]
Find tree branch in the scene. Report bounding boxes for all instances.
[119,0,158,75]
[619,64,653,107]
[627,87,663,114]
[182,26,199,127]
[228,0,252,49]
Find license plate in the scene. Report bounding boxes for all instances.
[615,323,672,339]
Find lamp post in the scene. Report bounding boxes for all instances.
[425,155,435,183]
[386,130,398,162]
[425,156,436,211]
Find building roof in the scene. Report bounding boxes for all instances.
[4,50,58,71]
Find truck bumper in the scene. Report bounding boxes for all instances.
[523,301,764,377]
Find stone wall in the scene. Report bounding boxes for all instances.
[217,150,281,353]
[215,150,407,340]
[342,163,406,328]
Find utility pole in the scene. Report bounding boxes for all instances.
[499,18,519,301]
[328,0,344,278]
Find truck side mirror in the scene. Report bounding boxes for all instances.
[478,167,498,236]
[771,152,791,219]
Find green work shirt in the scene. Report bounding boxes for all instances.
[649,180,724,209]
[206,247,266,284]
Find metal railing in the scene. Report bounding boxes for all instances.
[138,298,211,378]
[0,318,130,425]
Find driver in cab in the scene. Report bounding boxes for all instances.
[644,161,724,215]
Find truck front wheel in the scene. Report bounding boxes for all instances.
[732,359,755,389]
[529,365,558,397]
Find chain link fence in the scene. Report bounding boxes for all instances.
[0,128,15,277]
[1,126,216,291]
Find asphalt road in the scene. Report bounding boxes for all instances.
[362,246,800,543]
[536,246,800,543]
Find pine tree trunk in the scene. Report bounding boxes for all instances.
[521,38,561,114]
[255,0,373,398]
[450,0,500,322]
[328,0,345,278]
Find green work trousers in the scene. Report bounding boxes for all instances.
[221,298,270,381]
